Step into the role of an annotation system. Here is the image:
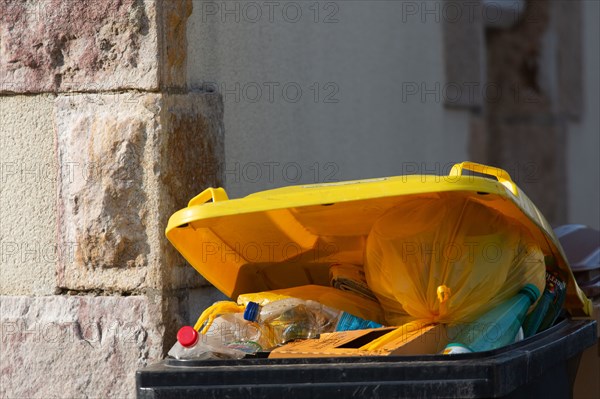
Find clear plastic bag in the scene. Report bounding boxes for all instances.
[237,284,385,325]
[364,196,545,325]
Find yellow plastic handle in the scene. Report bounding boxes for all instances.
[449,162,518,196]
[188,187,229,207]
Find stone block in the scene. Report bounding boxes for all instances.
[0,295,164,398]
[56,91,224,292]
[0,0,192,93]
[157,93,225,291]
[0,95,57,295]
[158,0,193,88]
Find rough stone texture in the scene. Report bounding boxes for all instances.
[158,0,192,89]
[0,295,165,398]
[0,95,57,296]
[1,91,224,397]
[0,0,192,93]
[484,0,567,224]
[158,92,225,291]
[56,91,224,293]
[56,93,157,292]
[442,0,484,109]
[1,2,223,398]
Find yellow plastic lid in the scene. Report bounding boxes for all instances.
[165,162,592,317]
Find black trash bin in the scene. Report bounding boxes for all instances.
[136,318,596,398]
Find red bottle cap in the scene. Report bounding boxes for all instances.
[177,326,199,347]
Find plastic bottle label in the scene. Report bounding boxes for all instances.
[335,312,382,331]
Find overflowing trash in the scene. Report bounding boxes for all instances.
[169,289,383,360]
[169,256,562,359]
[164,162,594,361]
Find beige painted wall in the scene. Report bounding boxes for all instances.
[187,1,470,199]
[0,95,57,295]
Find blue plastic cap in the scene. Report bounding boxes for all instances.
[243,301,260,321]
[520,283,541,304]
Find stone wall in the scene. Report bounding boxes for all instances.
[1,95,57,296]
[1,1,224,397]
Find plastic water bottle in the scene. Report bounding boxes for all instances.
[522,272,566,337]
[168,325,246,360]
[168,313,265,360]
[443,284,540,354]
[243,298,382,349]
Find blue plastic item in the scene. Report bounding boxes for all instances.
[444,284,540,353]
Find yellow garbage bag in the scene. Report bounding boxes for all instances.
[365,196,545,326]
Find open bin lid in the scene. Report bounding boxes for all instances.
[166,162,592,317]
